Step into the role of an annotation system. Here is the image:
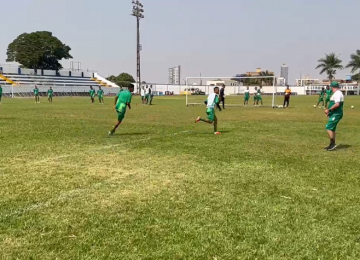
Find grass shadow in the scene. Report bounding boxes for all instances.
[337,144,352,150]
[0,117,16,120]
[115,132,150,136]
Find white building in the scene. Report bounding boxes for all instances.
[295,78,320,86]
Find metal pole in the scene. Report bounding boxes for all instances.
[137,17,141,94]
[272,76,276,107]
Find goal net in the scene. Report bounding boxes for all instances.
[185,76,278,107]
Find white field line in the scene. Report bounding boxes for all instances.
[33,130,190,164]
[0,131,190,220]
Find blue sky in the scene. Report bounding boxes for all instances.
[0,0,359,84]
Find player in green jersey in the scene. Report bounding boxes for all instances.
[324,81,344,151]
[325,85,332,108]
[34,86,40,103]
[195,86,222,135]
[253,87,258,105]
[47,87,53,103]
[257,86,263,105]
[108,85,134,135]
[97,87,104,105]
[0,86,2,103]
[244,86,250,105]
[316,87,325,107]
[89,86,95,104]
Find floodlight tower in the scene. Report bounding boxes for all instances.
[131,0,144,93]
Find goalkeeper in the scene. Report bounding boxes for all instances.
[195,86,221,135]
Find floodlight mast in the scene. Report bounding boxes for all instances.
[131,0,144,94]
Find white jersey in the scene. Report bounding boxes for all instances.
[331,89,344,103]
[244,89,250,95]
[206,93,218,109]
[145,87,150,95]
[140,88,145,96]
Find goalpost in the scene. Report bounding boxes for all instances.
[185,76,277,107]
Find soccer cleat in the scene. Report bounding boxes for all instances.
[326,144,337,151]
[195,116,201,123]
[214,132,221,135]
[108,130,115,136]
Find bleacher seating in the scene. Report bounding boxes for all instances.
[0,66,121,97]
[2,73,101,87]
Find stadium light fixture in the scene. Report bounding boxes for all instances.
[131,0,144,93]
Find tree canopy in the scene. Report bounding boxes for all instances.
[6,31,72,71]
[315,53,343,81]
[346,50,360,74]
[232,71,275,86]
[107,73,135,87]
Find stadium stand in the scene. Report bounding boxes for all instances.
[0,65,120,97]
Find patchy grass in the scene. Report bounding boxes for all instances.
[0,95,360,259]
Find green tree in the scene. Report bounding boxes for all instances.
[106,73,135,88]
[346,50,360,81]
[315,53,343,81]
[6,31,72,71]
[258,70,276,85]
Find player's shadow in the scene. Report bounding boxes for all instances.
[113,132,149,136]
[337,144,351,150]
[201,130,230,135]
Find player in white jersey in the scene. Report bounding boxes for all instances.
[243,86,250,105]
[195,87,222,134]
[140,87,145,105]
[324,81,344,151]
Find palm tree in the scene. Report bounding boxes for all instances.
[346,50,360,78]
[258,70,276,86]
[315,53,343,81]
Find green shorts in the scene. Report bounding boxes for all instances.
[116,109,126,121]
[48,95,53,98]
[318,97,324,102]
[244,96,249,101]
[253,96,258,101]
[98,95,103,99]
[116,103,127,121]
[326,114,343,131]
[257,96,262,101]
[206,108,215,122]
[325,98,330,103]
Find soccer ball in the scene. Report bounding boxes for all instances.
[278,105,283,108]
[351,106,354,109]
[313,105,316,108]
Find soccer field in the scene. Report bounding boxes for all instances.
[1,95,360,259]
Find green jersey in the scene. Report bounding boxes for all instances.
[0,86,2,95]
[89,89,95,97]
[328,90,344,117]
[325,89,332,99]
[97,89,104,97]
[115,90,132,111]
[47,89,53,96]
[319,91,324,98]
[34,88,39,95]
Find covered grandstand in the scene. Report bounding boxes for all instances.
[0,65,120,97]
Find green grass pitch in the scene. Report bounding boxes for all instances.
[0,95,360,259]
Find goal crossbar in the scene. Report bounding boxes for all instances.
[185,76,276,107]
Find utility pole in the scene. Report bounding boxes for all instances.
[131,0,144,93]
